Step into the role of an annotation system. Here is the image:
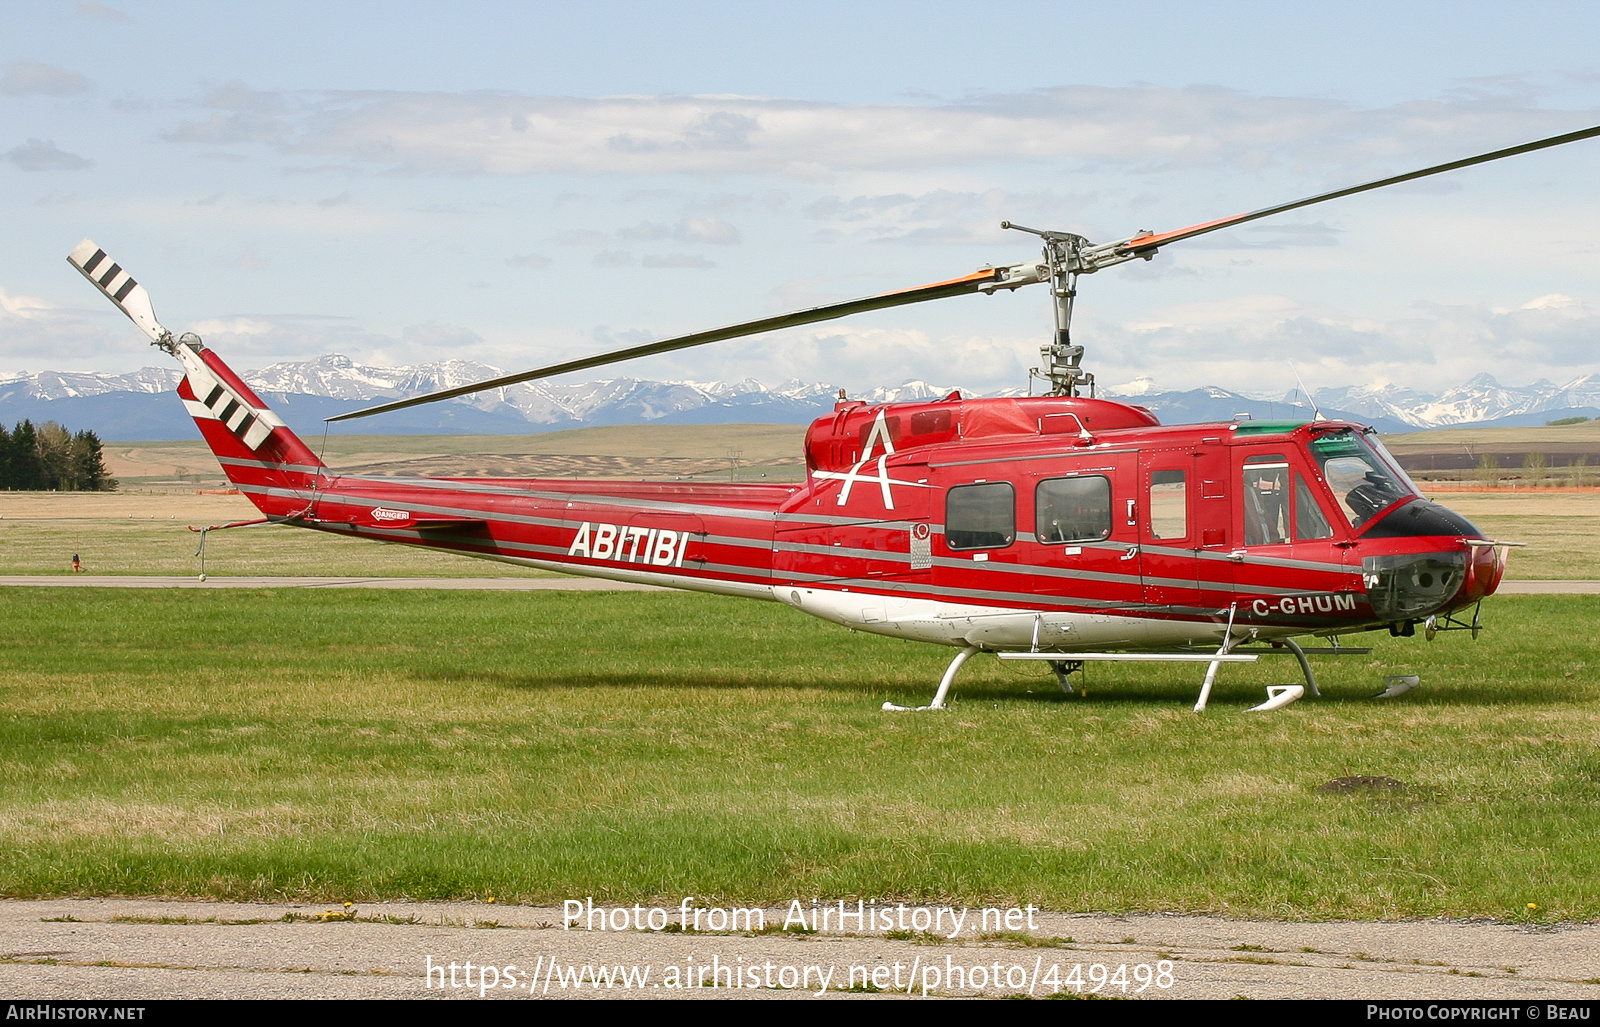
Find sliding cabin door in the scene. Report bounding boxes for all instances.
[1025,456,1143,614]
[1139,443,1232,627]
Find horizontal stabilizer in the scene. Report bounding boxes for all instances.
[68,239,167,342]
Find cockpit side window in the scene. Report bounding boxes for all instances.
[1243,453,1337,545]
[1294,473,1334,540]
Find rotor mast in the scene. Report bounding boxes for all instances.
[1001,221,1159,397]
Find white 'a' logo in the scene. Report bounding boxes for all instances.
[860,408,896,460]
[810,408,929,510]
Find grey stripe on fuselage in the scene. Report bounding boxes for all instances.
[243,480,1339,601]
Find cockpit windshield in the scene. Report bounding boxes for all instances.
[1308,429,1419,530]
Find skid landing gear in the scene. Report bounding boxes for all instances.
[1048,660,1082,695]
[1280,637,1321,698]
[883,645,980,712]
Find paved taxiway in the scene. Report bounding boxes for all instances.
[3,899,1598,1001]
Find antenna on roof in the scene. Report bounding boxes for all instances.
[1288,363,1327,422]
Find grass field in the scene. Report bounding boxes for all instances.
[1383,419,1600,449]
[0,587,1594,921]
[107,425,809,486]
[0,517,559,578]
[1426,491,1600,580]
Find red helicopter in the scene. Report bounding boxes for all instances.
[69,124,1598,712]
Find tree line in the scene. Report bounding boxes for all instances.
[0,420,116,491]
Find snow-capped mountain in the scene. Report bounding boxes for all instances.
[2,354,1596,440]
[1307,372,1600,428]
[0,365,183,399]
[240,353,839,426]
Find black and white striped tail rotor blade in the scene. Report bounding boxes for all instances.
[68,239,170,343]
[67,238,282,452]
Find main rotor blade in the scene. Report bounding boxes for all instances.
[1115,122,1600,257]
[328,267,1005,422]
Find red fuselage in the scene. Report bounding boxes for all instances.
[182,345,1502,655]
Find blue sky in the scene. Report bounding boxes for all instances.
[4,0,1600,402]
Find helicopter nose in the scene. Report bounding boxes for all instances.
[1451,541,1507,606]
[1362,549,1469,622]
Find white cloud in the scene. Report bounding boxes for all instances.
[1082,292,1600,394]
[164,82,293,144]
[4,139,93,171]
[674,216,740,244]
[121,197,404,235]
[1,61,91,97]
[597,217,743,247]
[0,288,56,320]
[75,1,129,22]
[617,220,670,241]
[184,315,392,362]
[641,254,715,268]
[402,322,484,350]
[160,84,1600,180]
[0,286,118,362]
[626,323,1032,395]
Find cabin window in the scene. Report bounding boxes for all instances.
[1036,476,1111,544]
[1148,469,1187,540]
[945,482,1015,551]
[1242,456,1291,545]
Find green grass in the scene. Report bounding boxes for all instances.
[109,426,809,485]
[1384,420,1600,448]
[113,425,806,461]
[0,588,1595,920]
